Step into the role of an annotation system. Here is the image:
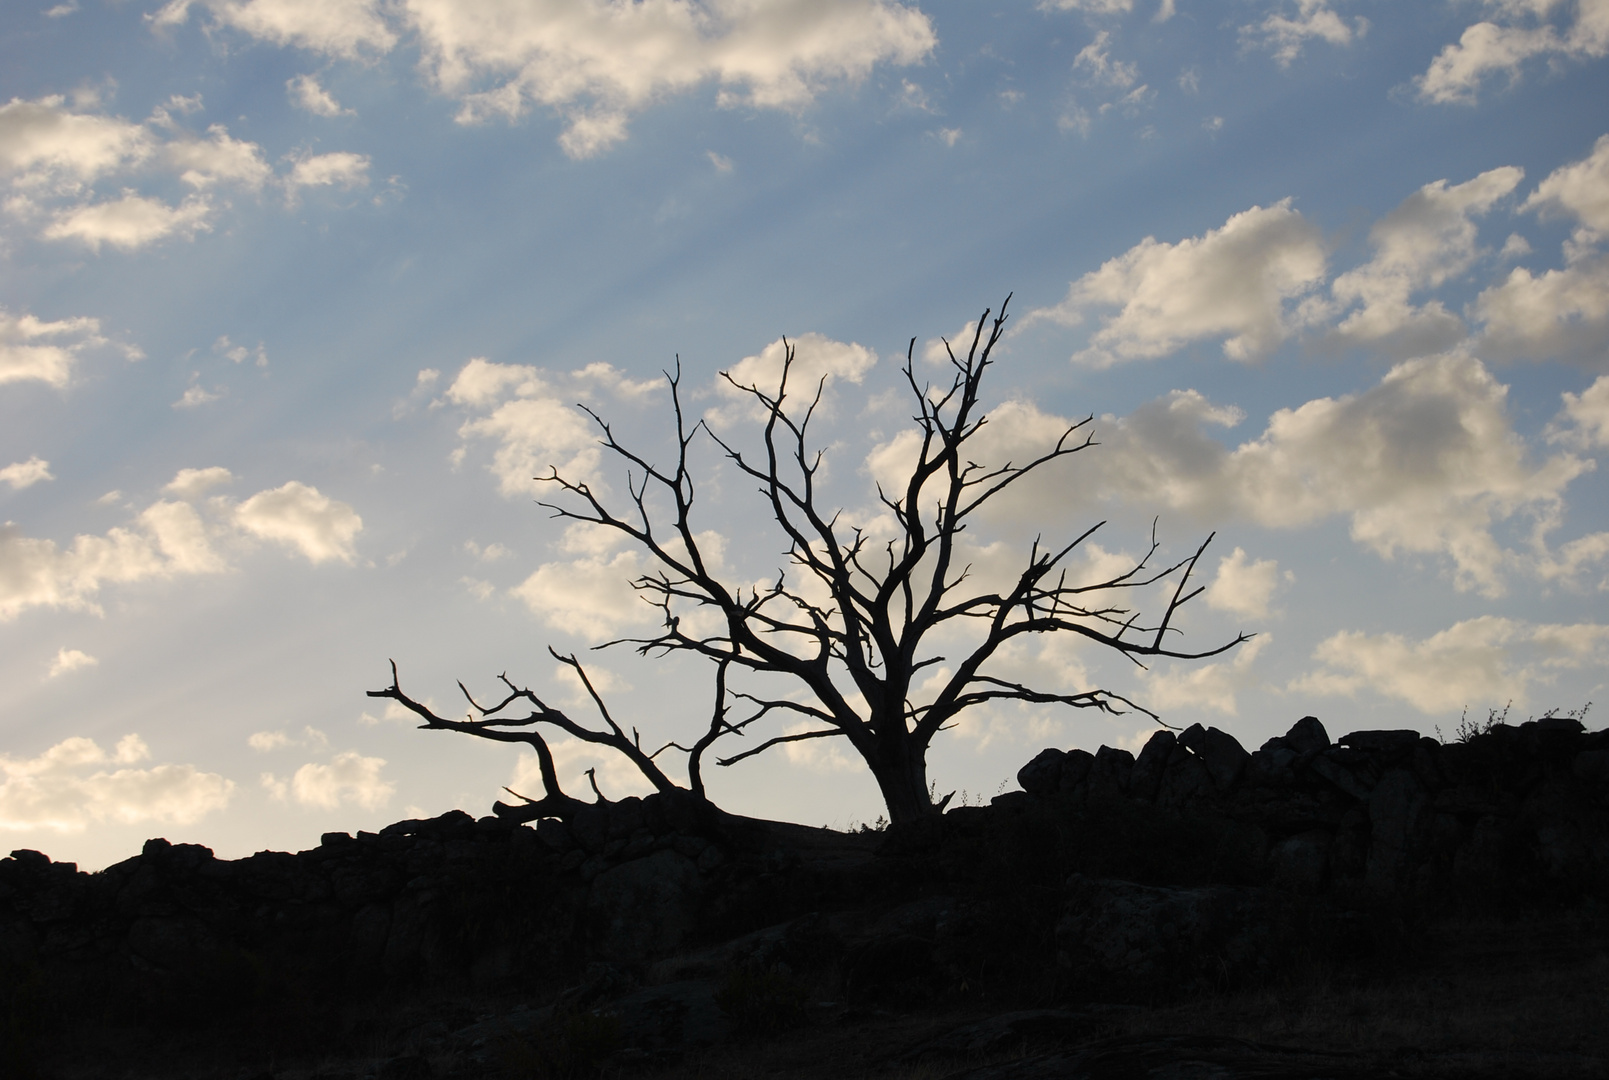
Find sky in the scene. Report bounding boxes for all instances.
[2,0,1608,870]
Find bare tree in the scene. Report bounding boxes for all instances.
[373,298,1247,824]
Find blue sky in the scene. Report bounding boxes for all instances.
[3,0,1607,869]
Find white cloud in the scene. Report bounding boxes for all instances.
[0,734,233,832]
[0,500,225,620]
[152,0,398,58]
[1416,0,1609,105]
[1554,375,1609,447]
[1475,250,1609,364]
[1079,354,1601,596]
[1040,0,1133,12]
[287,73,353,117]
[448,358,664,496]
[277,751,394,809]
[1241,0,1367,67]
[163,466,234,499]
[1074,30,1139,88]
[512,548,655,640]
[0,307,107,387]
[0,457,53,490]
[404,0,937,158]
[1145,633,1268,716]
[284,150,370,198]
[465,539,512,562]
[173,383,224,408]
[0,95,153,188]
[707,149,734,172]
[1524,132,1609,233]
[165,124,272,189]
[234,481,362,564]
[248,726,329,752]
[1292,615,1609,714]
[1204,547,1286,619]
[1026,200,1327,366]
[1329,166,1524,353]
[713,332,878,422]
[47,647,97,678]
[43,191,213,251]
[1474,136,1609,365]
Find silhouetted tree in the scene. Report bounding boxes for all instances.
[372,298,1246,823]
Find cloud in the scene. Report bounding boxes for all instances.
[405,0,937,158]
[1204,547,1286,620]
[512,546,656,640]
[1074,30,1139,88]
[713,332,878,421]
[1416,0,1609,106]
[0,95,152,188]
[1241,0,1366,67]
[165,124,272,189]
[0,500,221,620]
[1072,354,1601,596]
[1,457,53,490]
[1144,633,1268,716]
[43,191,213,251]
[284,150,370,199]
[1524,132,1609,233]
[1474,136,1609,366]
[1026,200,1327,366]
[173,383,225,408]
[0,307,108,388]
[287,73,353,117]
[163,465,234,499]
[447,357,662,497]
[1327,166,1524,354]
[0,734,233,832]
[1291,615,1609,714]
[1554,375,1609,447]
[47,647,97,678]
[272,751,394,809]
[152,0,398,58]
[234,481,363,564]
[511,736,656,802]
[247,726,329,752]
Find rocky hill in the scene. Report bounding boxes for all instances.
[3,714,1607,1079]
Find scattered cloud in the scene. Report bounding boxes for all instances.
[1026,200,1327,366]
[247,726,329,752]
[1553,374,1609,447]
[405,0,937,158]
[0,307,112,387]
[713,332,878,423]
[265,750,394,809]
[1291,615,1609,714]
[1074,31,1139,89]
[47,647,97,678]
[1204,547,1287,620]
[0,95,152,188]
[1475,136,1609,366]
[707,149,733,172]
[166,124,272,189]
[43,191,213,251]
[1,456,53,490]
[1145,633,1268,716]
[173,382,224,408]
[1241,0,1367,68]
[1328,166,1524,355]
[0,734,233,832]
[284,150,370,200]
[287,73,352,117]
[163,466,235,499]
[234,481,363,564]
[1417,0,1609,105]
[151,0,398,58]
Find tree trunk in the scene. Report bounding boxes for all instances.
[869,747,938,822]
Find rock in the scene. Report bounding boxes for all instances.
[1195,727,1249,791]
[1017,748,1067,796]
[1283,715,1331,755]
[1156,745,1214,810]
[1127,731,1175,802]
[1340,729,1422,760]
[588,850,702,962]
[1310,746,1377,801]
[1061,748,1095,791]
[1086,747,1134,800]
[600,978,732,1048]
[1268,829,1331,892]
[1057,874,1299,991]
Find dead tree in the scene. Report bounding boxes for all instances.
[375,297,1247,824]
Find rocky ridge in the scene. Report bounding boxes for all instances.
[2,714,1606,1078]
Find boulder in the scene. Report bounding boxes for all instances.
[1017,748,1068,796]
[588,850,702,962]
[1128,730,1175,802]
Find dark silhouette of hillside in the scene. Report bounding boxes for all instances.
[3,713,1607,1078]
